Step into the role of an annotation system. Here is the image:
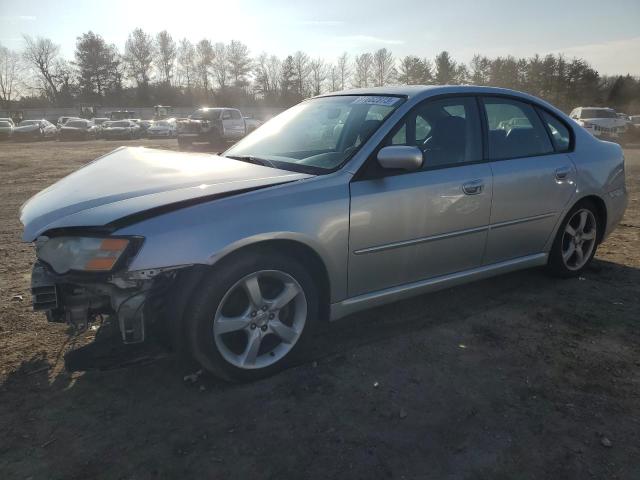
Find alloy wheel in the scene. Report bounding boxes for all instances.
[213,270,307,369]
[561,209,597,271]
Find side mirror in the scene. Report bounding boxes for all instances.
[377,146,423,171]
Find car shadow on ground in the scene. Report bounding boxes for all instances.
[3,258,638,390]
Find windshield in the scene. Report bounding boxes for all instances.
[110,121,130,127]
[20,120,39,126]
[66,120,88,128]
[191,108,222,120]
[581,109,617,119]
[155,121,171,126]
[224,95,404,172]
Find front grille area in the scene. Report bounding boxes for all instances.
[32,285,58,311]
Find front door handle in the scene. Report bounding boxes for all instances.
[462,180,484,195]
[555,166,571,181]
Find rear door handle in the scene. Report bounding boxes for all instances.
[555,166,571,181]
[462,180,484,195]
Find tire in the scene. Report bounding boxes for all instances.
[185,250,319,382]
[547,199,600,278]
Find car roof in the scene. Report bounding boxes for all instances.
[315,85,560,105]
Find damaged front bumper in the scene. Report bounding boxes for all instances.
[31,261,174,344]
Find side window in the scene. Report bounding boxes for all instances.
[222,110,232,120]
[539,109,571,152]
[483,98,554,160]
[386,97,482,168]
[230,110,242,119]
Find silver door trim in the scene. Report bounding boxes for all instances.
[353,225,488,255]
[353,212,555,256]
[331,253,547,320]
[488,212,556,230]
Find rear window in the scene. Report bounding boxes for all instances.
[483,98,553,160]
[539,109,571,152]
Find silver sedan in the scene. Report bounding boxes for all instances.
[21,86,628,381]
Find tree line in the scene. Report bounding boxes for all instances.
[1,29,639,114]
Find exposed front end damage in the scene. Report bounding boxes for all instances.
[31,260,183,344]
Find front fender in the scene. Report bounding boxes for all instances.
[114,173,352,302]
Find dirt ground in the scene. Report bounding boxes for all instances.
[0,138,639,480]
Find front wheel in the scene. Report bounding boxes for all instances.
[185,251,319,381]
[547,200,600,277]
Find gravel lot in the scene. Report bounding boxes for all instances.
[1,139,639,479]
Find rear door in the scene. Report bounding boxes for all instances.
[349,96,493,297]
[481,97,576,264]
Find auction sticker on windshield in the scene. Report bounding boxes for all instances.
[351,96,401,106]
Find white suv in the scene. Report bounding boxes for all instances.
[569,107,628,138]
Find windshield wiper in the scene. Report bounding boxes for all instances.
[225,155,278,169]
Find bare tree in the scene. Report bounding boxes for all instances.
[353,53,373,88]
[176,39,196,90]
[227,40,251,87]
[293,51,311,97]
[212,42,228,89]
[372,48,395,86]
[336,52,350,90]
[155,30,176,86]
[124,28,155,87]
[309,58,327,96]
[0,45,23,108]
[22,35,61,102]
[195,39,214,93]
[329,64,339,91]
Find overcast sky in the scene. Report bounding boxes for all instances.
[1,0,639,76]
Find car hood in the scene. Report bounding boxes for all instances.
[20,146,313,241]
[104,127,127,131]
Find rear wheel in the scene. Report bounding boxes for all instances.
[547,200,600,277]
[186,251,318,381]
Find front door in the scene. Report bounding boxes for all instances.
[348,96,493,297]
[480,97,577,263]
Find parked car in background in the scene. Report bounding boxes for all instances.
[0,120,13,140]
[569,107,628,139]
[58,119,98,141]
[56,116,80,129]
[138,120,154,137]
[101,120,141,140]
[91,117,110,138]
[20,86,628,381]
[146,119,177,138]
[13,119,57,141]
[177,107,247,149]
